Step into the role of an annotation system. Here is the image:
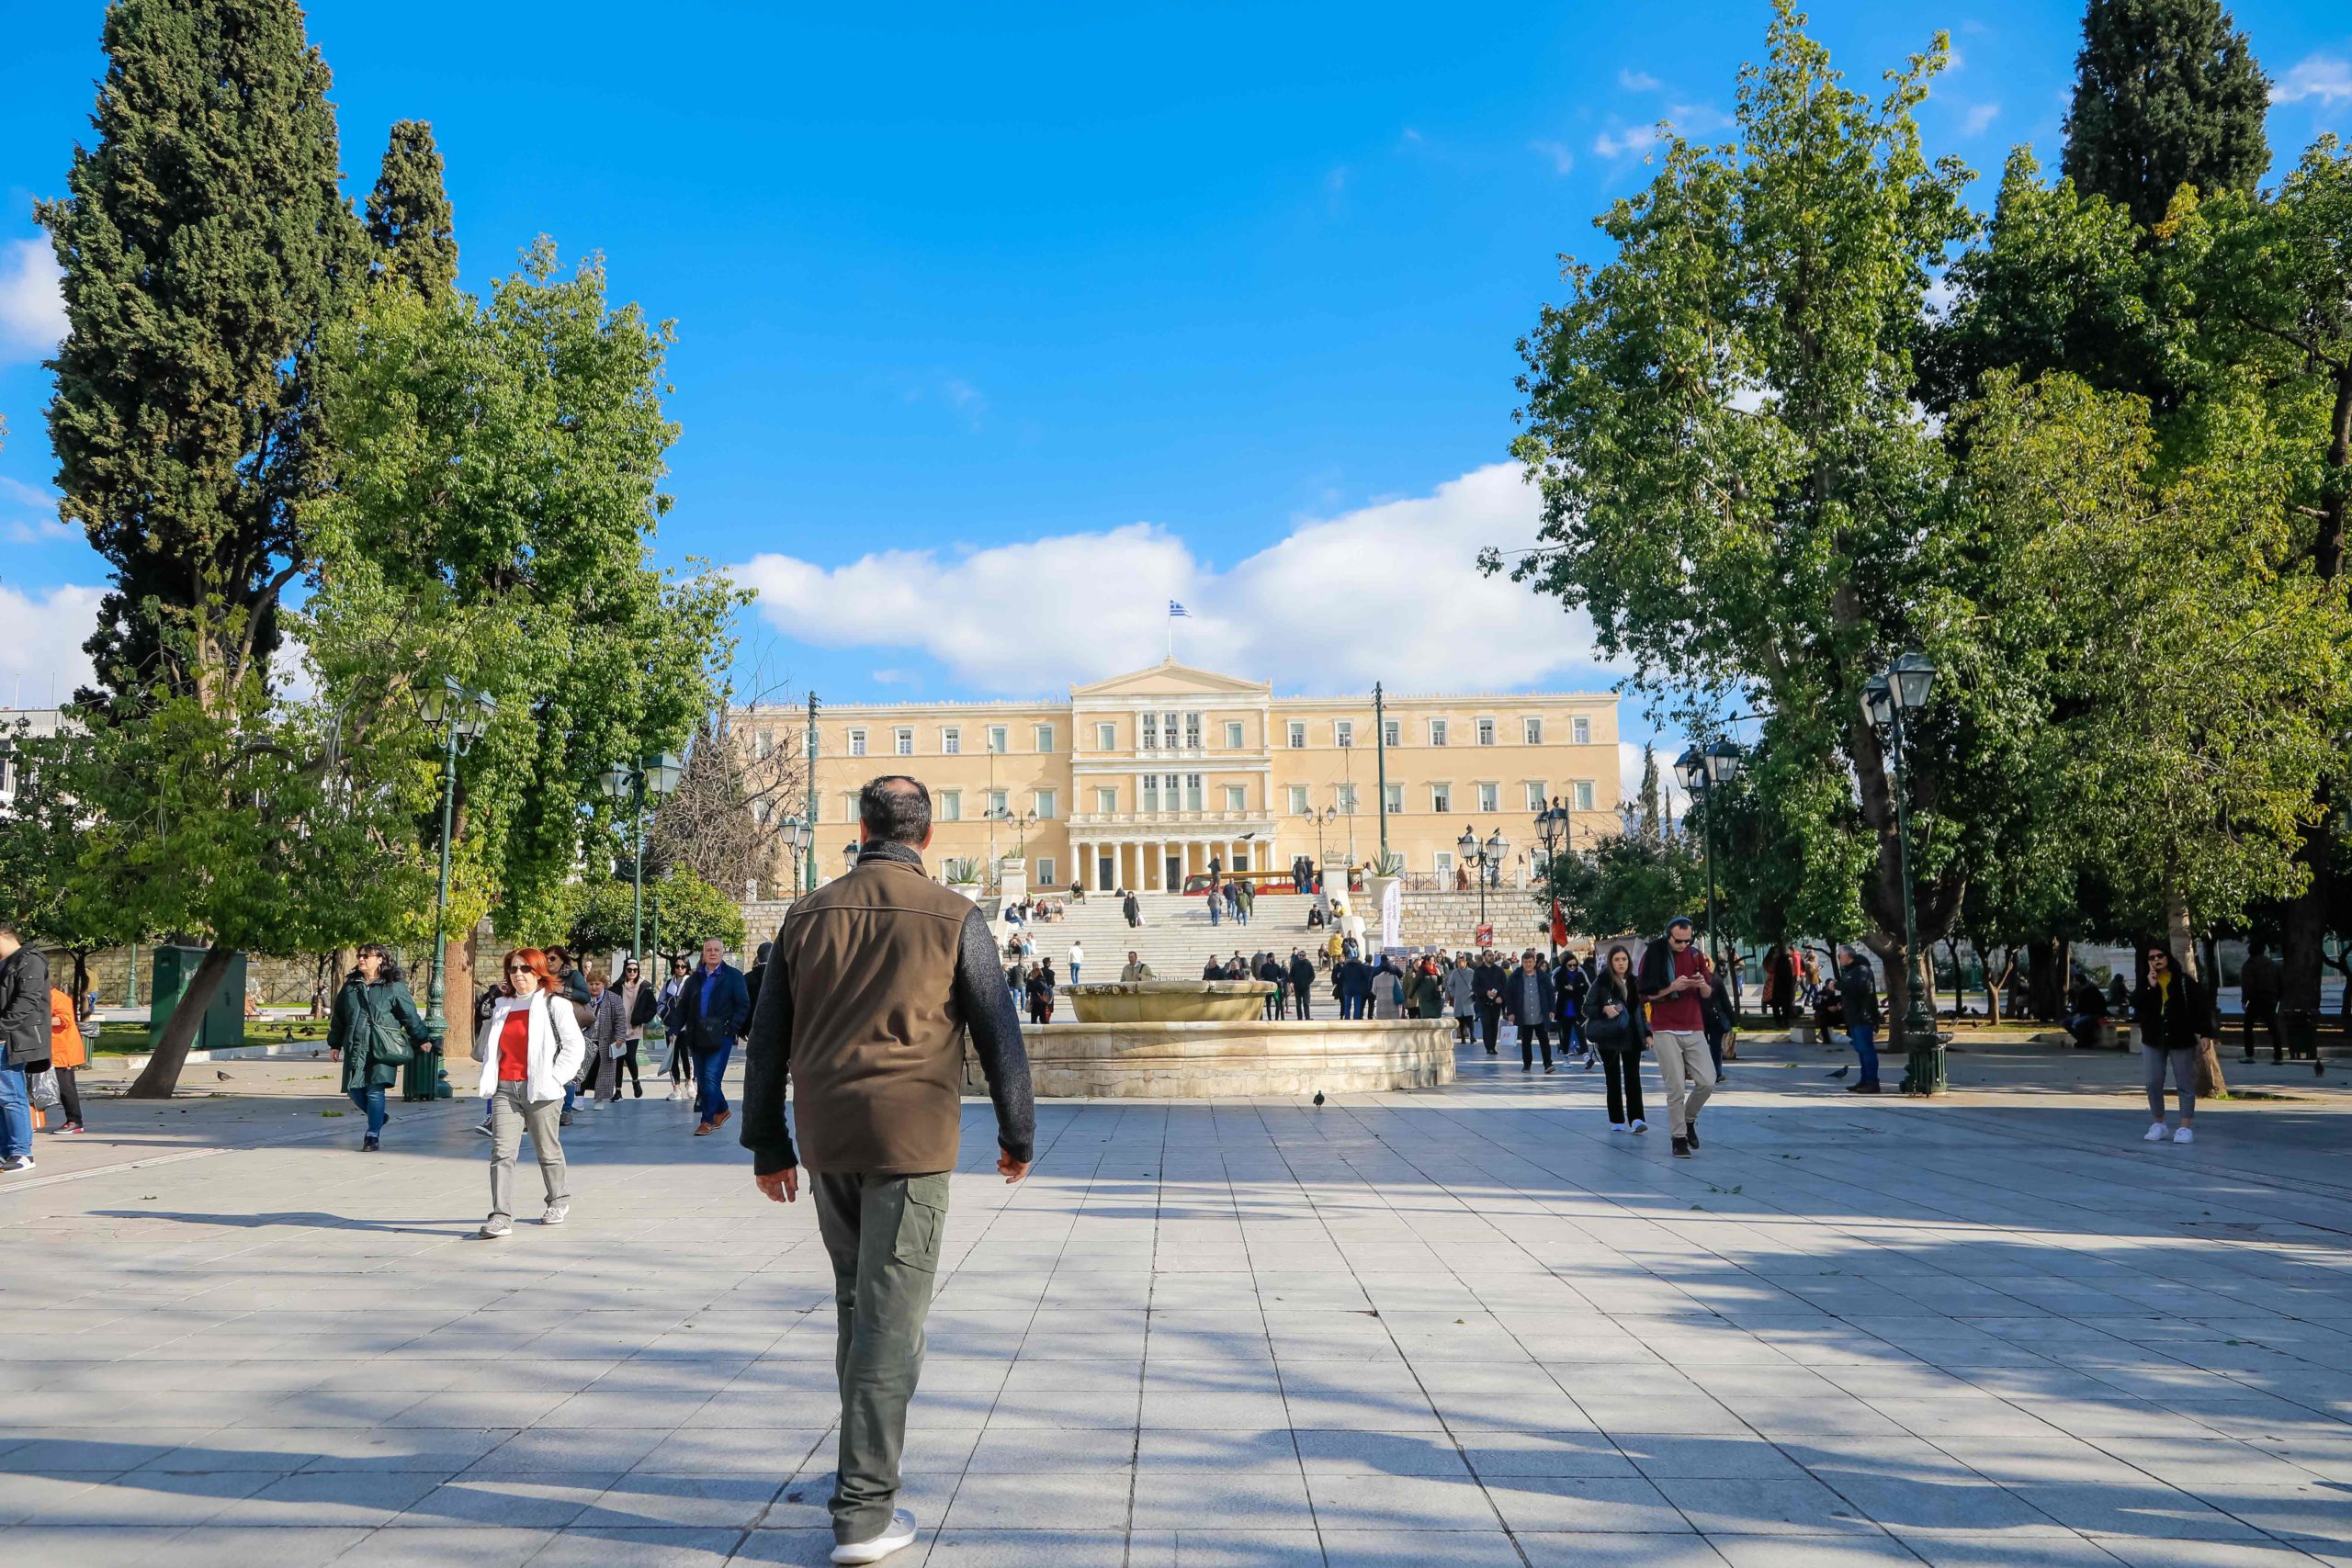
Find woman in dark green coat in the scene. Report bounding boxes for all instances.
[330,944,432,1152]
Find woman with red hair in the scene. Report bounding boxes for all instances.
[472,947,586,1238]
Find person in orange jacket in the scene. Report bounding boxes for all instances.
[47,987,86,1134]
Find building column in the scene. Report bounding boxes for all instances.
[1075,839,1090,891]
[1145,840,1159,892]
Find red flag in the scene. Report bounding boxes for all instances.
[1550,897,1569,950]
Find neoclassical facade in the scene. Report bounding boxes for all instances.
[739,660,1621,894]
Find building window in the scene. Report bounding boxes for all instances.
[1524,717,1544,745]
[1573,780,1595,811]
[1287,784,1308,815]
[1162,712,1179,749]
[1095,721,1116,751]
[989,789,1009,817]
[1287,721,1306,749]
[1183,713,1202,750]
[1430,783,1451,814]
[1035,790,1057,819]
[752,798,771,825]
[1383,719,1400,748]
[1036,857,1055,887]
[1184,773,1203,811]
[1478,782,1499,813]
[1383,784,1403,813]
[1337,784,1358,813]
[894,727,913,756]
[1335,719,1354,749]
[1141,713,1159,750]
[1035,724,1054,752]
[848,728,867,757]
[1141,775,1159,812]
[940,791,961,821]
[988,725,1008,754]
[1519,782,1542,811]
[754,730,774,761]
[1434,850,1453,876]
[1223,784,1246,812]
[1224,719,1244,749]
[942,728,960,755]
[1571,716,1590,745]
[1095,785,1118,814]
[1476,717,1496,746]
[1429,718,1448,746]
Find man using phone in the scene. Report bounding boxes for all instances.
[1638,918,1719,1157]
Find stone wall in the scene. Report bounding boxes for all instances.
[1388,889,1552,951]
[967,1018,1456,1099]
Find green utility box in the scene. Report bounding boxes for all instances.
[147,946,248,1053]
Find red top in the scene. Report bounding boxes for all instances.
[1647,947,1713,1033]
[497,1008,532,1083]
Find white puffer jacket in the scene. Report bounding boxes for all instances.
[474,990,588,1102]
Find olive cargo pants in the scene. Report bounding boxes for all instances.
[814,1169,950,1545]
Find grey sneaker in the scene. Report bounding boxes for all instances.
[478,1215,513,1239]
[541,1201,570,1226]
[832,1507,918,1564]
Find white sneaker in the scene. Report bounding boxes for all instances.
[1630,1119,1647,1134]
[1,1155,34,1173]
[2173,1125,2195,1145]
[2144,1122,2169,1142]
[542,1201,570,1225]
[831,1507,918,1564]
[1610,1122,1628,1132]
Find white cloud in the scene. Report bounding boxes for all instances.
[1664,102,1734,134]
[1529,139,1576,175]
[2275,54,2351,106]
[732,464,1613,697]
[1619,68,1661,92]
[2,518,74,545]
[1959,101,2001,136]
[1592,125,1665,160]
[0,239,66,363]
[1617,739,1690,818]
[0,581,101,705]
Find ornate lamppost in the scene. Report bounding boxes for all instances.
[415,677,494,1098]
[779,812,809,896]
[1532,797,1571,959]
[1861,649,1940,1095]
[600,751,685,964]
[1673,739,1746,993]
[1456,825,1509,931]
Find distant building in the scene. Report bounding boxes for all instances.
[735,660,1619,895]
[0,708,64,807]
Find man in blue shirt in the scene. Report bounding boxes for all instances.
[678,937,751,1135]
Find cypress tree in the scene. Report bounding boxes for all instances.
[1639,743,1663,840]
[39,0,363,708]
[2060,0,2269,228]
[366,118,458,298]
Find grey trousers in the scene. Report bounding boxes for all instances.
[489,1082,568,1221]
[1650,1028,1717,1137]
[2144,1045,2198,1122]
[814,1169,949,1545]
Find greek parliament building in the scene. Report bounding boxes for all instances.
[746,660,1620,894]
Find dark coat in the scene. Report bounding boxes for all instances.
[1287,956,1315,994]
[1502,965,1556,1027]
[1835,960,1882,1029]
[2134,970,2212,1051]
[1333,958,1373,998]
[673,962,751,1055]
[1584,969,1646,1050]
[331,976,430,1092]
[1471,960,1510,1010]
[1407,970,1443,1019]
[0,944,54,1067]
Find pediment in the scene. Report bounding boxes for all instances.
[1070,659,1272,700]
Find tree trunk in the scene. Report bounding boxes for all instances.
[1944,936,1964,1018]
[2025,939,2067,1022]
[126,942,237,1099]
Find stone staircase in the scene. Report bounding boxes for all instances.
[1009,891,1322,987]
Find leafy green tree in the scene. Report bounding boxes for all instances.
[563,867,743,968]
[301,243,743,1002]
[0,728,140,1005]
[2061,0,2268,230]
[1543,830,1708,945]
[1504,3,1979,1027]
[366,118,459,297]
[40,0,364,706]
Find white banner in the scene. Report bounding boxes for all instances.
[1379,879,1402,958]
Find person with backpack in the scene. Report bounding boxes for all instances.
[0,922,52,1173]
[330,943,433,1153]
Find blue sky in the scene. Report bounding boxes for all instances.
[1,1,2346,776]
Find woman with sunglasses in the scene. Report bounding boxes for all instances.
[474,948,586,1237]
[613,957,655,1099]
[659,955,695,1102]
[2134,944,2211,1145]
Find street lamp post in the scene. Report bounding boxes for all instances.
[1300,805,1339,894]
[1533,797,1570,960]
[601,751,685,964]
[1672,739,1746,999]
[1863,649,1941,1096]
[780,812,809,897]
[1455,826,1509,932]
[416,676,495,1099]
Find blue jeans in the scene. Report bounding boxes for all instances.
[1069,964,1080,984]
[696,1040,734,1122]
[0,1063,29,1158]
[1849,1024,1880,1085]
[347,1085,387,1137]
[1208,901,1221,925]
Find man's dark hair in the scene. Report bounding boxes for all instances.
[0,919,22,940]
[1666,917,1695,934]
[859,774,932,844]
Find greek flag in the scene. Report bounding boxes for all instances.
[1169,600,1191,617]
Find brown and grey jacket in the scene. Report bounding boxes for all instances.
[741,840,1035,1178]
